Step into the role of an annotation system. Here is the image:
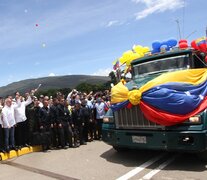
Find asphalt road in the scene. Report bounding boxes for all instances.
[1,141,207,180]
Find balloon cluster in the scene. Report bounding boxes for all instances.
[119,45,150,66]
[191,37,207,63]
[191,37,207,53]
[151,39,177,54]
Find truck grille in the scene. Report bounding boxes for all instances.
[114,105,164,129]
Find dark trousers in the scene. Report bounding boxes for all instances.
[58,122,73,147]
[0,125,4,150]
[50,125,58,148]
[40,126,51,151]
[15,121,24,146]
[95,119,103,139]
[74,125,84,145]
[83,121,89,142]
[4,127,15,150]
[89,121,95,140]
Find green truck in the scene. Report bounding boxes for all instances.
[102,49,207,159]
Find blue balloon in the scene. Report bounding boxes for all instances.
[167,39,177,47]
[151,48,160,54]
[161,44,170,51]
[160,44,168,49]
[152,41,161,50]
[161,41,168,46]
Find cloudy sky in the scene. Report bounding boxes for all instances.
[0,0,206,86]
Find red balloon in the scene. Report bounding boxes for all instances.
[198,43,207,53]
[179,42,188,49]
[191,40,198,50]
[179,39,187,44]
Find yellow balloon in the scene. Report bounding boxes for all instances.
[123,50,133,59]
[131,53,141,61]
[126,59,132,66]
[142,46,150,53]
[133,45,143,53]
[119,57,126,64]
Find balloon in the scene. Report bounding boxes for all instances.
[142,46,150,53]
[191,40,198,50]
[121,50,134,66]
[160,44,168,52]
[179,39,188,49]
[161,41,168,46]
[123,50,133,59]
[179,39,187,44]
[152,41,161,50]
[36,24,39,27]
[151,48,160,54]
[132,53,142,60]
[133,45,143,53]
[126,59,132,66]
[196,37,207,53]
[119,57,126,64]
[167,39,177,47]
[179,42,188,49]
[198,42,207,52]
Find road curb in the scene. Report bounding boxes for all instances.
[0,146,42,161]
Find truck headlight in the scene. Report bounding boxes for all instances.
[103,117,110,123]
[103,117,114,123]
[188,116,201,123]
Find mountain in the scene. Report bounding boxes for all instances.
[0,75,110,97]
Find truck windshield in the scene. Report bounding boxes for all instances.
[133,54,190,78]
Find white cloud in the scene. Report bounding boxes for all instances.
[105,20,125,27]
[92,68,112,76]
[106,20,119,27]
[133,0,185,20]
[48,73,56,77]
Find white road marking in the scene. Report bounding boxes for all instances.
[140,154,179,180]
[116,153,167,180]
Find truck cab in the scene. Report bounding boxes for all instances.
[102,49,207,158]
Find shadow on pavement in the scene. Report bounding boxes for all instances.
[100,148,162,167]
[100,148,207,172]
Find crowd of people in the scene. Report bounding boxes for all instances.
[0,88,111,153]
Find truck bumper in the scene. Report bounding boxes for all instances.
[102,128,207,152]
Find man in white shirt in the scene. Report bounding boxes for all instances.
[2,96,20,153]
[14,92,33,148]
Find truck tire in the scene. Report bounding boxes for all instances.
[197,151,207,162]
[113,146,128,152]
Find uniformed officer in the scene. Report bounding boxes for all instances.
[57,98,73,148]
[49,98,59,148]
[71,101,86,147]
[39,99,52,151]
[81,100,92,142]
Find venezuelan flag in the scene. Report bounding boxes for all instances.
[113,59,120,70]
[110,68,207,126]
